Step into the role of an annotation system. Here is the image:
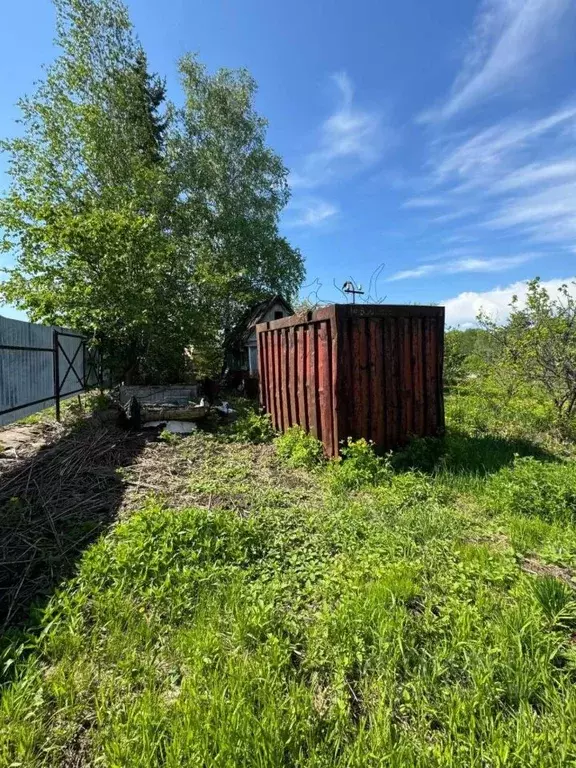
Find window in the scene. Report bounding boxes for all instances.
[274,310,283,320]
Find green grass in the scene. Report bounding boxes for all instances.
[14,391,111,426]
[2,395,576,765]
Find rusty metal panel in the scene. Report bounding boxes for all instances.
[257,304,444,457]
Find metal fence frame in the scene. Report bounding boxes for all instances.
[0,329,103,422]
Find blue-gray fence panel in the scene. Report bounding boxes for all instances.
[0,315,90,427]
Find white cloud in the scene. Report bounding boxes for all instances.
[443,276,576,326]
[387,253,537,282]
[491,159,576,193]
[431,106,576,182]
[424,0,575,121]
[402,196,447,209]
[431,207,478,224]
[407,104,576,252]
[285,198,339,228]
[486,182,576,230]
[387,265,437,282]
[290,72,386,189]
[443,234,476,245]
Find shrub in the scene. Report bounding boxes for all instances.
[275,426,324,469]
[231,410,276,444]
[485,456,576,522]
[329,438,392,491]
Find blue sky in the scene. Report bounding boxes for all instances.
[1,0,576,326]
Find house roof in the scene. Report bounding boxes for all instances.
[244,295,293,333]
[228,295,294,348]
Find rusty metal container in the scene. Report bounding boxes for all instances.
[256,304,444,457]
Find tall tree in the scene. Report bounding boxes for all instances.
[0,0,184,381]
[0,0,304,382]
[169,56,304,366]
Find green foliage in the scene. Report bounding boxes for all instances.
[0,0,304,383]
[443,331,468,389]
[6,295,576,764]
[446,368,556,441]
[159,428,180,444]
[275,426,324,469]
[486,457,576,522]
[531,576,576,630]
[480,278,576,425]
[329,438,392,491]
[4,426,576,765]
[391,436,445,473]
[230,409,276,444]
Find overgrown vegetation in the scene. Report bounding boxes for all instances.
[3,306,576,765]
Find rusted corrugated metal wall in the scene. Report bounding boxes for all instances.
[256,304,444,457]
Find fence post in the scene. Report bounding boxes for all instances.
[53,329,61,421]
[82,339,87,388]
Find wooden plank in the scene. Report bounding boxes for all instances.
[400,317,413,441]
[257,332,266,411]
[330,308,341,458]
[424,316,438,435]
[338,313,353,447]
[297,326,308,432]
[288,327,298,426]
[317,321,333,456]
[412,318,425,437]
[386,317,400,449]
[275,329,285,432]
[352,318,369,441]
[349,319,361,442]
[369,317,385,451]
[268,331,278,430]
[307,323,319,438]
[264,332,272,416]
[350,319,361,442]
[281,329,291,428]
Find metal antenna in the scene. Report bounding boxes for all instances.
[342,280,365,304]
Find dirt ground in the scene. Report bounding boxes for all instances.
[0,413,315,630]
[0,421,62,460]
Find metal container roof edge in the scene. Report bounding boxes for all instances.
[256,304,445,333]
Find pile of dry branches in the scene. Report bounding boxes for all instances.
[0,421,147,629]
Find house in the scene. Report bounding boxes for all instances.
[226,295,293,377]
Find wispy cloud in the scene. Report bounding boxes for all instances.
[431,207,478,224]
[406,104,576,252]
[387,253,537,282]
[491,159,576,193]
[387,265,437,282]
[423,0,575,122]
[443,276,576,326]
[431,105,576,182]
[290,72,387,189]
[486,182,576,230]
[402,196,447,209]
[285,197,339,228]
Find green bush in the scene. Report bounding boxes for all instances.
[275,426,324,469]
[230,410,276,444]
[485,456,576,522]
[329,438,392,491]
